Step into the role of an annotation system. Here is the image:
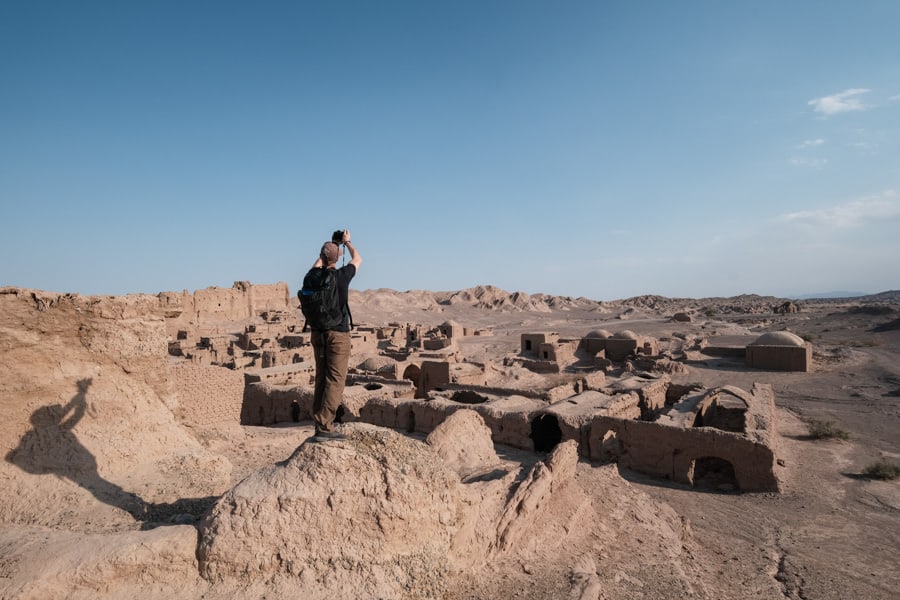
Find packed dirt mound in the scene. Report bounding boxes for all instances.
[0,524,205,600]
[196,411,702,599]
[425,409,501,477]
[198,424,461,599]
[197,414,591,599]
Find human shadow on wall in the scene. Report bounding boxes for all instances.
[5,378,217,527]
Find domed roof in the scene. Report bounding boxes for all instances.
[612,330,639,340]
[750,331,805,347]
[585,329,613,339]
[358,356,396,372]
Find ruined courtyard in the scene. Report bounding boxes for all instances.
[1,283,898,599]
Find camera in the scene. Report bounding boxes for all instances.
[332,230,344,244]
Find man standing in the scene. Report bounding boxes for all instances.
[307,230,361,441]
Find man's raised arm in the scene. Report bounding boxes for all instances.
[343,231,362,269]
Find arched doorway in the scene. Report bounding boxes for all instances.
[402,364,422,398]
[691,456,738,491]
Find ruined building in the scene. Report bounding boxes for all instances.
[745,331,812,372]
[164,282,785,493]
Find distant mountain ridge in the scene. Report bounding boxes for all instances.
[793,291,868,299]
[353,286,900,314]
[353,285,605,314]
[798,290,900,301]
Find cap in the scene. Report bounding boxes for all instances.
[320,242,340,264]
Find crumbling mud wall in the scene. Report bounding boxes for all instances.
[532,390,642,452]
[588,416,779,491]
[241,383,312,426]
[240,379,416,427]
[168,364,245,427]
[746,344,812,371]
[745,331,812,372]
[587,384,780,492]
[160,281,291,329]
[411,396,543,448]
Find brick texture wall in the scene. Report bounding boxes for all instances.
[169,363,245,426]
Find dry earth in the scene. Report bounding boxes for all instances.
[1,285,898,599]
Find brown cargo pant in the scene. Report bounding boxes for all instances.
[311,329,351,432]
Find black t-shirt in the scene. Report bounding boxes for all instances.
[333,263,356,332]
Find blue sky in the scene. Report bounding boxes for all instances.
[2,1,898,300]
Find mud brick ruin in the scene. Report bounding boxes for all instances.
[745,331,812,371]
[156,282,806,493]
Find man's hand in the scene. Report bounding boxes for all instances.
[343,231,362,269]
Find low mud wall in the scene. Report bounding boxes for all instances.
[588,416,779,492]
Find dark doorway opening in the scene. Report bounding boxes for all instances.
[530,414,562,453]
[692,456,738,491]
[403,365,422,398]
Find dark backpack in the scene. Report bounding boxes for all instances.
[298,267,344,331]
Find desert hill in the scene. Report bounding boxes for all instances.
[353,284,603,314]
[353,285,900,328]
[354,285,893,314]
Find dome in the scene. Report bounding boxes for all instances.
[358,356,396,373]
[612,330,639,340]
[585,329,613,339]
[750,331,805,347]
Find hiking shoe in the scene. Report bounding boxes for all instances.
[312,428,346,442]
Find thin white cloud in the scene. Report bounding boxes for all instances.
[776,191,900,229]
[796,138,825,148]
[790,157,827,169]
[890,94,900,101]
[808,88,871,115]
